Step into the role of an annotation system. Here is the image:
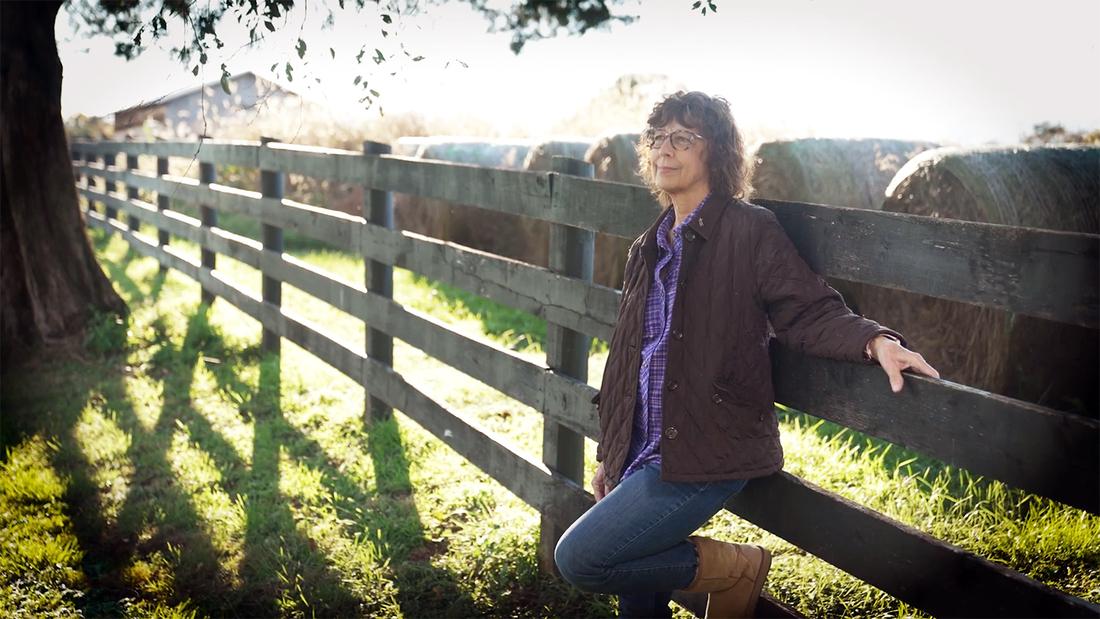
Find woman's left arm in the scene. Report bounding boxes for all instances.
[754,207,939,393]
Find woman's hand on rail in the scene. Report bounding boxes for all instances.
[869,335,940,393]
[593,462,609,502]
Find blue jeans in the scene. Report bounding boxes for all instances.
[554,461,749,618]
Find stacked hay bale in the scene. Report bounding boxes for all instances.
[390,137,538,264]
[859,145,1099,413]
[584,133,657,289]
[750,138,941,320]
[751,138,940,210]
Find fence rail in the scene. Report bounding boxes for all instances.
[73,138,1099,618]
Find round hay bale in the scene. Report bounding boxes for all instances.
[857,145,1099,414]
[392,138,549,269]
[584,133,651,289]
[522,139,592,171]
[750,138,940,326]
[751,137,940,210]
[585,132,643,184]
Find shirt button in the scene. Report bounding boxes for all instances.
[665,426,679,440]
[712,393,723,404]
[667,380,679,391]
[672,329,683,340]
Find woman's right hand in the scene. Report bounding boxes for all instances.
[593,462,609,502]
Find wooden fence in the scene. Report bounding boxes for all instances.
[70,138,1099,618]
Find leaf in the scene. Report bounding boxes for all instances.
[220,73,232,95]
[353,75,361,85]
[199,51,208,64]
[692,1,701,8]
[412,56,424,62]
[296,38,306,59]
[369,89,380,97]
[264,20,275,32]
[374,48,385,64]
[285,61,294,82]
[192,64,200,76]
[381,13,392,24]
[329,47,335,59]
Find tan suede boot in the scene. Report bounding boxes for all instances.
[680,535,772,618]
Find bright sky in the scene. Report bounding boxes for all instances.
[57,0,1100,145]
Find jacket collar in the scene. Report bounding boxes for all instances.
[641,193,732,269]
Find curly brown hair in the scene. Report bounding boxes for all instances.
[637,91,753,207]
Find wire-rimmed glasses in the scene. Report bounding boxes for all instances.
[642,128,705,151]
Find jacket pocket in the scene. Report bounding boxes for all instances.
[711,380,777,438]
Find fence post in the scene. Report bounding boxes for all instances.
[155,149,171,275]
[538,156,595,576]
[125,149,140,234]
[199,150,217,306]
[102,149,117,221]
[362,140,394,424]
[260,136,284,355]
[72,145,88,212]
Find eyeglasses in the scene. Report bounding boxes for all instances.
[642,128,705,151]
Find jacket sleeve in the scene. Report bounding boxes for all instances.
[753,207,906,363]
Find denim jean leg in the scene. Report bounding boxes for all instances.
[618,590,673,619]
[554,461,749,600]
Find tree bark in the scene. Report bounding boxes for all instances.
[1,0,128,368]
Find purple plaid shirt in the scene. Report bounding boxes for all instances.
[620,193,711,481]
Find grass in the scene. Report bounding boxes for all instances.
[2,221,1098,618]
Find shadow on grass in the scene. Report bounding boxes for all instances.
[190,307,481,617]
[3,225,619,617]
[90,231,168,305]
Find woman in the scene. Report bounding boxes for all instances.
[553,91,939,618]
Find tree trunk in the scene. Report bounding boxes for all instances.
[1,0,128,368]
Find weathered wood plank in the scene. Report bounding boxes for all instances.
[80,186,266,269]
[356,222,619,341]
[75,160,1096,328]
[72,139,262,167]
[263,252,599,439]
[757,198,1099,329]
[369,155,555,220]
[540,157,597,577]
[727,472,1100,618]
[259,143,366,184]
[771,346,1100,513]
[551,174,660,239]
[74,163,362,252]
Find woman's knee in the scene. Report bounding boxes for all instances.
[554,529,605,591]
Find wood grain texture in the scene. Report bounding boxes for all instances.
[772,346,1099,513]
[757,198,1098,328]
[727,472,1100,618]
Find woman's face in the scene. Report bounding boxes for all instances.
[647,118,709,199]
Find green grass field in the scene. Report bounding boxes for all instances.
[2,222,1097,618]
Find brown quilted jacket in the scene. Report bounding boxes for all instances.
[593,195,905,490]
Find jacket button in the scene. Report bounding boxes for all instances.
[665,426,679,440]
[685,230,696,242]
[672,329,683,340]
[712,393,723,404]
[667,380,679,391]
